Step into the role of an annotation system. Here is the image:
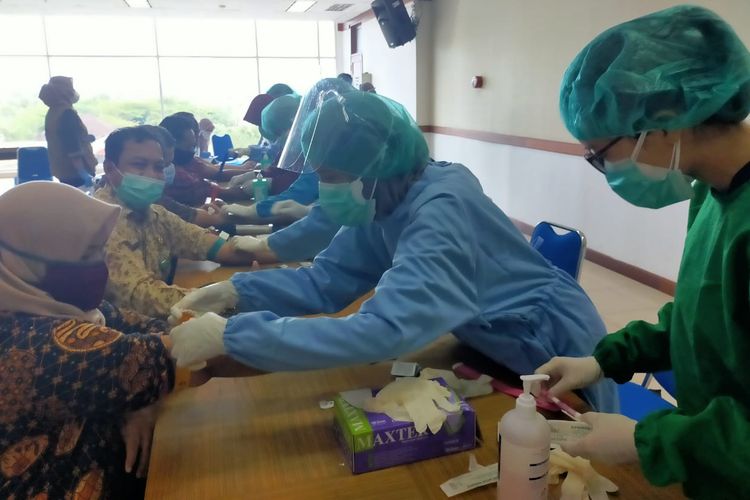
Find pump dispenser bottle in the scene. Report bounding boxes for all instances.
[497,374,551,500]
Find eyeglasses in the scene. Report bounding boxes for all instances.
[584,137,622,173]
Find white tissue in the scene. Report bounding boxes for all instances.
[362,378,461,434]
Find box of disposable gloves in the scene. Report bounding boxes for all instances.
[333,377,477,474]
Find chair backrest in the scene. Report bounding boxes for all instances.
[16,147,53,184]
[212,134,234,162]
[642,370,676,398]
[530,221,587,280]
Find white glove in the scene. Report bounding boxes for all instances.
[548,445,619,499]
[221,203,255,217]
[535,356,603,398]
[169,312,227,368]
[363,378,461,434]
[561,412,639,465]
[230,235,267,254]
[169,281,239,324]
[270,200,312,220]
[228,171,255,188]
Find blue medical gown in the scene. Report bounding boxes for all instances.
[266,204,341,262]
[225,162,618,412]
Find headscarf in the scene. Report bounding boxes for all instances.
[39,76,79,108]
[0,182,120,320]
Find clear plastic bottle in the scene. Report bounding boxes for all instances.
[252,170,270,202]
[497,374,551,500]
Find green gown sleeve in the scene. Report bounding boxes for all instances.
[634,397,750,490]
[592,302,673,383]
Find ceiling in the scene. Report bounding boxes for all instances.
[0,0,372,21]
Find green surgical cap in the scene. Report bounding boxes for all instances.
[560,5,750,141]
[300,91,429,179]
[266,83,295,99]
[260,94,301,142]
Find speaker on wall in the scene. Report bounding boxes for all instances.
[370,0,417,48]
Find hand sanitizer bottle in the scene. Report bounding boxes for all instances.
[497,374,551,500]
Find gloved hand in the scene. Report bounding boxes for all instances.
[535,356,603,398]
[221,203,255,217]
[270,200,312,220]
[562,412,639,465]
[230,235,268,254]
[169,281,239,324]
[230,147,250,158]
[228,170,255,188]
[169,312,227,368]
[548,445,619,499]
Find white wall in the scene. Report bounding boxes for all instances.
[422,0,750,282]
[337,16,418,118]
[427,133,689,281]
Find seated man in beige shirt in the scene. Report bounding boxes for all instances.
[95,126,260,318]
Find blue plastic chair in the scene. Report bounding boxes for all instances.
[618,371,676,421]
[530,221,587,280]
[211,134,235,163]
[15,147,53,184]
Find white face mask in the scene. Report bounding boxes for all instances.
[603,131,695,209]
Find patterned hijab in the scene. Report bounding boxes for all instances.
[0,182,120,320]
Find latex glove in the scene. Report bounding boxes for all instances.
[548,445,619,500]
[228,170,255,188]
[270,200,312,220]
[419,367,493,399]
[535,356,603,398]
[562,412,639,465]
[230,235,266,254]
[230,147,250,158]
[169,281,239,323]
[169,312,227,368]
[221,203,255,217]
[121,403,159,478]
[363,378,461,434]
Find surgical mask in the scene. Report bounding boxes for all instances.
[173,148,195,166]
[163,164,176,185]
[40,260,109,311]
[114,170,165,211]
[318,178,376,226]
[604,132,694,209]
[0,241,108,311]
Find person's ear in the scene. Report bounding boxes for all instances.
[103,160,122,187]
[663,129,683,146]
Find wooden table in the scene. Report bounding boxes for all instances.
[148,263,686,499]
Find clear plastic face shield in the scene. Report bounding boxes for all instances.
[276,78,357,175]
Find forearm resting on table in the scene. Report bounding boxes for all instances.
[206,355,266,378]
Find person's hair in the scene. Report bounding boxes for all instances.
[337,73,353,84]
[141,124,176,150]
[104,126,161,164]
[159,115,194,145]
[171,111,200,135]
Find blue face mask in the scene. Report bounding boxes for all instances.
[318,178,376,226]
[114,170,165,212]
[163,164,176,185]
[604,132,694,209]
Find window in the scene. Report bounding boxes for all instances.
[0,15,338,157]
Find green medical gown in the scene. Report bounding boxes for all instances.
[594,174,750,500]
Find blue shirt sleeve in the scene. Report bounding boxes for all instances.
[230,222,388,317]
[224,193,481,371]
[255,172,320,218]
[266,205,341,261]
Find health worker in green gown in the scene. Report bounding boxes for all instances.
[535,5,750,499]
